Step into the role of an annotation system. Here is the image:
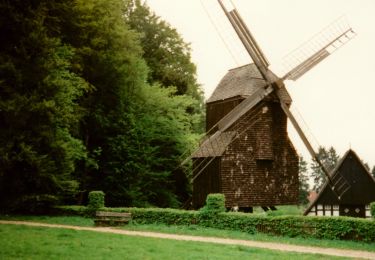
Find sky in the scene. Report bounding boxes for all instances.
[146,0,375,169]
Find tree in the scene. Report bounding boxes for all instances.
[372,166,375,179]
[68,0,200,207]
[310,146,340,192]
[102,85,200,207]
[125,1,201,96]
[0,0,88,211]
[298,156,310,205]
[124,0,205,133]
[61,0,149,204]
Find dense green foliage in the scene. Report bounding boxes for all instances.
[0,0,204,211]
[0,0,88,212]
[87,191,105,212]
[86,207,375,242]
[200,194,226,214]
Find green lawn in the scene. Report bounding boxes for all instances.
[0,215,94,226]
[1,215,375,253]
[123,223,375,252]
[0,224,347,260]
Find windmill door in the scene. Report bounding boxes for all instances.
[339,205,366,218]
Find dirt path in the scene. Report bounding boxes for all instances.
[1,220,374,259]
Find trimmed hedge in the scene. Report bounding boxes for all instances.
[52,205,90,217]
[87,191,105,215]
[200,194,225,214]
[56,206,375,242]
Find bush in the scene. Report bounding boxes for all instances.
[10,194,59,214]
[87,191,105,213]
[200,194,225,214]
[52,205,89,217]
[101,207,375,242]
[57,204,375,242]
[371,202,375,219]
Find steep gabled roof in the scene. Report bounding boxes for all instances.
[304,149,375,215]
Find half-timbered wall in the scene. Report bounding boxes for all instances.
[306,204,371,218]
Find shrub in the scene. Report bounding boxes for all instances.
[58,203,375,242]
[52,205,89,217]
[103,207,375,242]
[371,202,375,219]
[14,194,59,214]
[200,194,225,214]
[87,191,105,213]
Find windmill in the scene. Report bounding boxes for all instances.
[186,0,356,210]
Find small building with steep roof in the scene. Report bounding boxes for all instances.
[304,149,375,218]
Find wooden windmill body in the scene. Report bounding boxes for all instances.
[192,64,299,209]
[189,0,356,210]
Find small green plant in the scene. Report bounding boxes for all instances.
[200,194,226,214]
[87,191,105,213]
[371,202,375,219]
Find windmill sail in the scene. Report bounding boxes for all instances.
[281,16,356,81]
[276,89,351,199]
[185,1,356,205]
[217,0,269,78]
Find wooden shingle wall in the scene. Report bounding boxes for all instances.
[221,101,299,207]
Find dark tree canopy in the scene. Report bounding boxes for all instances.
[0,0,88,211]
[0,0,204,211]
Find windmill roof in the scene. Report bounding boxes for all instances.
[207,64,265,103]
[207,63,291,104]
[192,131,236,158]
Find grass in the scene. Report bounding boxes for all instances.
[0,224,347,259]
[1,214,374,253]
[123,223,375,252]
[0,215,93,226]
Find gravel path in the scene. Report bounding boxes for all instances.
[1,220,374,259]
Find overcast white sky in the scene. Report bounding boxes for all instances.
[146,0,375,168]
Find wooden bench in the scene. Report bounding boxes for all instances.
[94,211,131,226]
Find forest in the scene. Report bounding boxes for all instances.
[0,0,205,211]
